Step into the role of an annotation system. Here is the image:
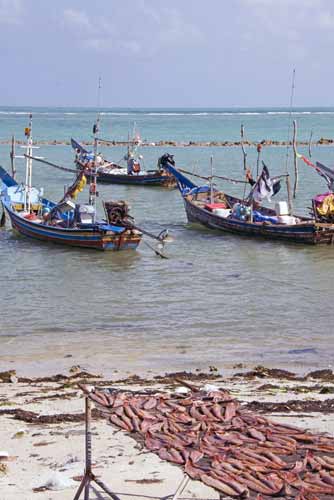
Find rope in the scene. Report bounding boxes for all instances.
[178,168,248,184]
[25,155,78,174]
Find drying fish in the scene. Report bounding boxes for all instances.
[109,414,131,432]
[224,401,238,421]
[86,385,334,498]
[90,391,109,407]
[129,415,140,433]
[247,427,266,442]
[201,472,242,497]
[319,469,334,486]
[143,397,158,410]
[184,460,203,480]
[211,470,250,497]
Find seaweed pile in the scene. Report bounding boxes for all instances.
[87,385,334,499]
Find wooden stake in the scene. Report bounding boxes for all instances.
[286,174,293,215]
[84,397,92,500]
[240,124,247,171]
[308,130,313,158]
[73,392,122,500]
[256,144,262,178]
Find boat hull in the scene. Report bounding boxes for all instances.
[87,171,176,187]
[5,206,141,251]
[184,197,334,245]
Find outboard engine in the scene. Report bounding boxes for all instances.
[157,153,175,171]
[104,200,130,225]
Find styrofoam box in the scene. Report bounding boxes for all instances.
[275,201,289,216]
[213,208,231,218]
[277,215,297,225]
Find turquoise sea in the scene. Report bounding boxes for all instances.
[0,107,334,377]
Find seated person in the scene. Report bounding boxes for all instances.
[127,155,135,175]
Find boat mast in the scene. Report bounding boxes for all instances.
[24,114,33,212]
[10,135,16,180]
[285,69,296,215]
[292,119,299,198]
[90,77,102,223]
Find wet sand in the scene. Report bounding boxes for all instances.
[1,366,334,499]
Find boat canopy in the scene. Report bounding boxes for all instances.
[71,138,89,155]
[0,165,18,188]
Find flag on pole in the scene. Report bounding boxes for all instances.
[296,152,334,190]
[250,163,281,203]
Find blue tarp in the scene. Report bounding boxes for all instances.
[99,224,126,233]
[253,210,278,224]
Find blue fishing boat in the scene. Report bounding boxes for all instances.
[71,137,176,188]
[164,161,334,245]
[0,116,143,251]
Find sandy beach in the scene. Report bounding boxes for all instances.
[1,366,334,500]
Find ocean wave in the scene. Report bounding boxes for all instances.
[0,111,31,115]
[98,111,334,117]
[0,111,71,116]
[2,109,334,118]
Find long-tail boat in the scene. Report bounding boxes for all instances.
[164,159,334,245]
[71,137,176,188]
[0,116,144,251]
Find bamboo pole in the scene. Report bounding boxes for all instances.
[292,120,298,199]
[308,130,313,158]
[240,124,247,171]
[286,174,293,215]
[256,144,262,177]
[84,396,92,500]
[241,124,248,201]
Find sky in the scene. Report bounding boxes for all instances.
[1,0,334,108]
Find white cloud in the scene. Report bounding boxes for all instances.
[317,10,334,28]
[61,3,203,57]
[0,0,23,25]
[156,7,204,47]
[236,0,334,63]
[63,8,94,33]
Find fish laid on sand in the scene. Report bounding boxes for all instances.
[82,384,334,498]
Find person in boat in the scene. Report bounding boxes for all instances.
[245,168,261,210]
[96,153,104,167]
[75,148,81,163]
[127,153,135,175]
[127,153,141,175]
[245,168,255,187]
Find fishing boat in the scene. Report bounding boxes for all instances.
[164,160,334,245]
[71,136,176,188]
[0,116,144,251]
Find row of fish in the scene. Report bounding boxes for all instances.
[88,386,334,499]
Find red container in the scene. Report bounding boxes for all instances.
[204,202,227,211]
